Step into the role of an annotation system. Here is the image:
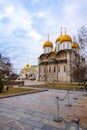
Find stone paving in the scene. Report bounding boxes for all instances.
[0,89,87,130]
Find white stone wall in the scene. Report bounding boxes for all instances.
[47,64,57,82]
[56,42,60,52]
[56,41,72,51]
[60,42,72,50]
[58,63,67,82]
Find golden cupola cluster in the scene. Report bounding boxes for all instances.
[43,34,53,48]
[55,27,79,49]
[43,28,79,50]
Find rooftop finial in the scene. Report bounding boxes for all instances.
[48,34,49,41]
[60,27,62,36]
[64,27,67,34]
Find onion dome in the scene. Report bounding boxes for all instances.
[55,27,62,43]
[43,34,53,48]
[43,40,53,48]
[61,28,72,43]
[61,34,72,43]
[56,35,62,43]
[72,42,79,48]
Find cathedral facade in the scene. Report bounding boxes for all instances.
[38,29,85,83]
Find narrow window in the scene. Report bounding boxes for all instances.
[63,44,65,49]
[64,66,66,72]
[44,67,45,73]
[44,48,46,53]
[58,66,60,72]
[58,44,59,50]
[49,66,51,73]
[48,48,49,53]
[54,66,56,72]
[68,43,69,48]
[39,67,41,76]
[39,67,41,73]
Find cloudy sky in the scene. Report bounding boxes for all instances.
[0,0,87,73]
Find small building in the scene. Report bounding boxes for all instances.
[19,64,37,80]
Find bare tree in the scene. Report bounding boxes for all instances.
[72,66,87,87]
[0,55,13,79]
[78,26,87,59]
[2,58,12,79]
[9,73,18,80]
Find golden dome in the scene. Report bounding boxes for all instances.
[61,34,72,43]
[72,42,79,48]
[55,35,62,43]
[43,34,53,48]
[55,27,62,43]
[61,28,72,43]
[43,40,53,48]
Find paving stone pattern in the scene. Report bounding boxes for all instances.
[0,89,87,130]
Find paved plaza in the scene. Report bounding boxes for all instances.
[0,88,87,130]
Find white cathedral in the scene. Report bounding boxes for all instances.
[38,28,85,83]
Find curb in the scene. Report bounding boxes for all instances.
[0,89,48,99]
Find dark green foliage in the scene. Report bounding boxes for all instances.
[0,78,4,93]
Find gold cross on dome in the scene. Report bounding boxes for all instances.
[60,27,62,35]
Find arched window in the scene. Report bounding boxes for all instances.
[44,48,46,53]
[68,43,69,48]
[48,48,49,53]
[39,67,41,73]
[64,65,66,72]
[54,66,56,72]
[63,44,65,49]
[58,66,60,72]
[44,67,45,73]
[58,44,59,50]
[49,66,51,73]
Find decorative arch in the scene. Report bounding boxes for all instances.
[48,52,56,59]
[56,50,67,60]
[39,53,48,60]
